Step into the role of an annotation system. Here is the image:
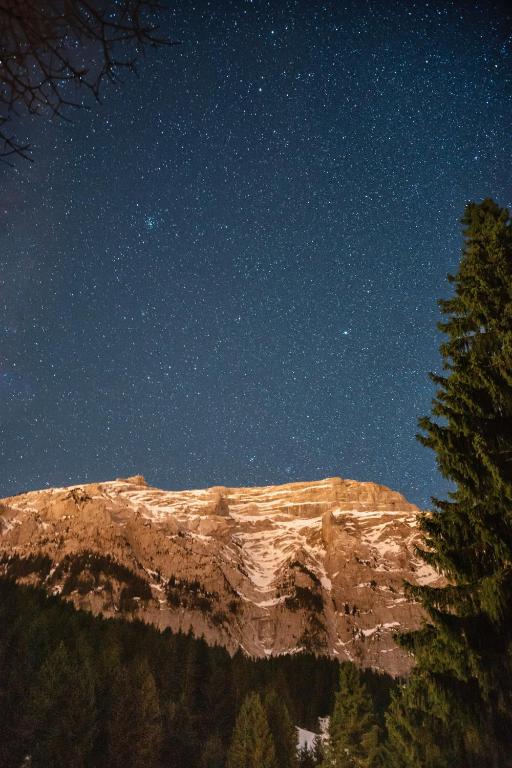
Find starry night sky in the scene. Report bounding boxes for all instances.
[1,0,511,507]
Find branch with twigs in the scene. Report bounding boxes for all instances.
[0,0,172,162]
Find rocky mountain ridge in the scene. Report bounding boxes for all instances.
[0,475,440,676]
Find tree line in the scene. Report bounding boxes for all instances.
[0,577,392,768]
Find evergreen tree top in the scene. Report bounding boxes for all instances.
[387,200,512,768]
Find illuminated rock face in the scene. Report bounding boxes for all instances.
[0,475,441,675]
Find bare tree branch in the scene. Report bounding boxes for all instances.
[0,1,173,161]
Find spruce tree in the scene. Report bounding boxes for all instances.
[227,691,278,768]
[386,199,512,766]
[264,688,298,768]
[298,736,324,768]
[200,733,226,768]
[27,641,96,768]
[322,663,381,768]
[298,744,320,768]
[107,657,162,768]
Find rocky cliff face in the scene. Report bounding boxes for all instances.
[0,475,440,676]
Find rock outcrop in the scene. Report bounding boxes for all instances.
[0,475,441,676]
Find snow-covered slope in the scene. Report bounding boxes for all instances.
[0,475,440,675]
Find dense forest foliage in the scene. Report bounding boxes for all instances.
[0,578,394,768]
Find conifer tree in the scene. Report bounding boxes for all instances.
[27,641,96,768]
[107,657,162,768]
[298,744,319,768]
[200,732,226,768]
[298,736,324,768]
[227,691,278,768]
[166,699,199,767]
[264,688,298,768]
[322,663,381,768]
[386,199,512,767]
[205,655,236,741]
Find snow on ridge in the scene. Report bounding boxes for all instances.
[4,476,417,527]
[241,535,295,590]
[336,508,412,520]
[361,621,400,637]
[413,562,438,585]
[231,516,325,593]
[1,476,425,598]
[254,596,286,607]
[0,517,16,533]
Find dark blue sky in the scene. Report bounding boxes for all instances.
[1,0,511,506]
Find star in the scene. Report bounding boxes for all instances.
[1,0,508,511]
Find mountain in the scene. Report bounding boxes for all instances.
[0,475,440,675]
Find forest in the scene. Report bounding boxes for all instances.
[0,578,393,768]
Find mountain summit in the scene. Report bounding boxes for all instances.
[0,475,440,675]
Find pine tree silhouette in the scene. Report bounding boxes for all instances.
[227,691,278,768]
[386,199,512,767]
